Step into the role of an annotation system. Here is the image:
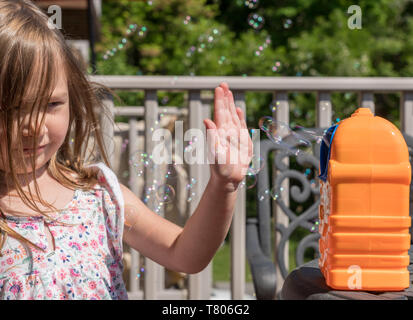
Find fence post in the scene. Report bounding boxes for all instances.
[230,91,247,300]
[143,90,165,300]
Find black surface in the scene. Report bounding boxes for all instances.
[281,248,413,300]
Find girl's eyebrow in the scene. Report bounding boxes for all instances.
[51,93,68,99]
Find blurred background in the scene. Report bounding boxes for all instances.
[33,0,413,298]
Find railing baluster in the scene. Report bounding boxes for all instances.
[358,92,375,114]
[188,90,209,299]
[143,90,165,300]
[201,102,212,299]
[230,91,247,300]
[401,92,413,137]
[272,91,290,298]
[317,92,332,128]
[128,117,144,299]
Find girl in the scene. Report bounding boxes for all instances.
[0,0,252,299]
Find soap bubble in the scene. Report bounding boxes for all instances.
[156,184,175,204]
[247,13,265,30]
[258,189,270,201]
[245,0,259,9]
[183,16,191,25]
[272,61,281,72]
[310,220,319,233]
[283,19,293,29]
[248,154,265,175]
[239,173,257,189]
[129,151,155,177]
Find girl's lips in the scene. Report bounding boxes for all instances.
[23,145,46,154]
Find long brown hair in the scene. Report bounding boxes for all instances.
[0,0,121,252]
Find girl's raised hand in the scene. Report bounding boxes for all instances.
[203,82,253,190]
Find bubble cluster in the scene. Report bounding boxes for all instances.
[136,267,145,280]
[186,29,220,57]
[156,184,176,204]
[103,24,148,61]
[311,220,319,233]
[245,0,259,9]
[247,13,265,30]
[258,116,315,156]
[283,19,293,29]
[254,36,271,57]
[272,61,281,72]
[183,15,191,25]
[239,172,257,190]
[129,151,154,177]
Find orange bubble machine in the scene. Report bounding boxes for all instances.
[318,108,411,291]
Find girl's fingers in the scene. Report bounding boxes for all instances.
[220,82,240,128]
[236,107,247,129]
[214,87,226,128]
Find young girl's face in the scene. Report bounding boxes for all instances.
[0,60,70,175]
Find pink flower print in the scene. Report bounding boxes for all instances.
[59,270,67,281]
[59,292,68,300]
[9,280,23,295]
[70,268,80,277]
[60,254,70,263]
[46,290,53,298]
[68,242,81,251]
[98,224,105,232]
[82,241,88,247]
[63,214,70,220]
[90,240,98,250]
[78,224,87,233]
[6,257,14,265]
[21,223,38,230]
[88,281,97,290]
[33,255,44,263]
[98,234,104,246]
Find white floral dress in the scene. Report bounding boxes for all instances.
[0,162,128,300]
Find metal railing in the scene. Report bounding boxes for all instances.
[88,75,413,299]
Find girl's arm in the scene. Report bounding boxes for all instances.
[122,82,252,274]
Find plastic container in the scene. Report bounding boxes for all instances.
[318,107,411,291]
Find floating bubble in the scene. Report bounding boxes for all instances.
[183,15,191,25]
[283,18,293,29]
[164,164,179,180]
[186,178,197,190]
[269,100,280,113]
[248,154,265,175]
[258,189,270,201]
[247,13,265,30]
[272,61,281,72]
[270,186,284,200]
[245,0,259,9]
[129,151,154,177]
[187,191,196,203]
[156,184,175,204]
[218,56,226,65]
[310,220,319,233]
[239,173,257,190]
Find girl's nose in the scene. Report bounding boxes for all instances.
[21,114,47,137]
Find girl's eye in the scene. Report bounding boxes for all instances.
[48,102,62,108]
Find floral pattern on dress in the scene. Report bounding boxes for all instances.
[0,162,128,300]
